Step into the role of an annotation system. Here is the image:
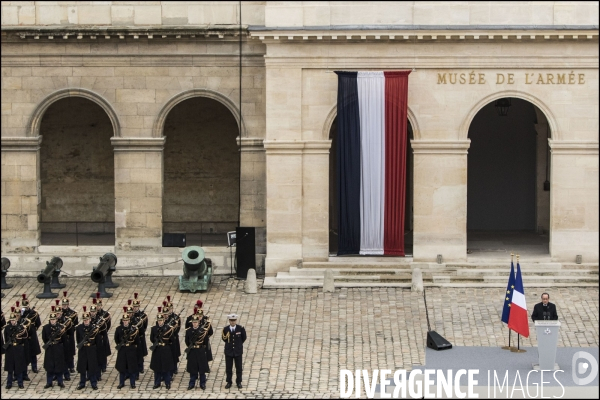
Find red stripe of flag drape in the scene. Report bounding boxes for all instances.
[384,71,410,256]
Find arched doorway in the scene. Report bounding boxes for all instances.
[40,97,115,245]
[162,97,240,246]
[467,98,550,257]
[328,117,414,255]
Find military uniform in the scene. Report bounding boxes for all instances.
[160,301,181,376]
[131,293,148,374]
[61,292,78,374]
[4,312,28,389]
[42,312,67,388]
[19,295,41,378]
[185,301,213,363]
[185,314,213,390]
[75,310,99,390]
[222,313,247,389]
[1,312,5,370]
[115,311,140,389]
[95,296,112,373]
[150,311,175,389]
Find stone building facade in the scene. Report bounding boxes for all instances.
[1,2,598,276]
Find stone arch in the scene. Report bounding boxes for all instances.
[28,88,121,138]
[459,90,559,141]
[322,103,421,140]
[153,89,245,138]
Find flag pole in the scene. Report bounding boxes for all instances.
[510,254,527,353]
[501,253,516,350]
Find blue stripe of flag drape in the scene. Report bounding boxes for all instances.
[335,72,361,255]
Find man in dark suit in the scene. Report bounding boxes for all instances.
[531,292,559,321]
[222,313,246,389]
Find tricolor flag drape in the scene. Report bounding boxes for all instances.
[507,263,530,337]
[335,71,410,256]
[501,261,516,324]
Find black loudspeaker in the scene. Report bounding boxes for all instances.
[162,233,186,248]
[235,227,255,279]
[427,330,452,351]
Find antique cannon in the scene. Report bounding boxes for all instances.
[1,257,12,289]
[179,246,212,293]
[90,253,117,298]
[36,257,63,299]
[1,257,11,298]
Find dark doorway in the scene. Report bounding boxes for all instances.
[40,97,115,246]
[467,98,550,256]
[162,97,240,247]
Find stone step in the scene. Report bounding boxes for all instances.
[327,256,413,263]
[446,263,563,270]
[453,268,598,276]
[288,267,408,275]
[263,277,600,290]
[275,274,413,283]
[482,275,598,283]
[560,263,599,270]
[303,261,412,269]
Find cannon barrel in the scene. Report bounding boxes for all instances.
[91,253,117,283]
[1,257,10,273]
[179,246,212,292]
[182,246,207,278]
[37,257,63,284]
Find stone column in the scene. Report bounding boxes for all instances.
[237,137,266,253]
[1,136,42,253]
[264,140,303,274]
[302,140,331,262]
[411,140,471,262]
[111,137,165,252]
[548,140,599,262]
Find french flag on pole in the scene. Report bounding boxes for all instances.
[507,263,530,337]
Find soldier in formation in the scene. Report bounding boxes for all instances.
[60,292,78,375]
[115,309,140,389]
[131,293,148,374]
[162,295,181,376]
[75,307,100,390]
[3,310,28,389]
[185,311,213,390]
[19,294,41,380]
[150,309,175,389]
[0,311,5,370]
[41,311,67,388]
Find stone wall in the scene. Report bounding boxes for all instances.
[263,1,599,27]
[0,1,266,26]
[1,33,266,253]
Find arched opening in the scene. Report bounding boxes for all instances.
[328,117,414,255]
[467,98,550,257]
[40,97,115,245]
[162,97,240,246]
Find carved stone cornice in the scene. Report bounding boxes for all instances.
[549,140,599,155]
[1,136,42,152]
[411,140,471,154]
[263,140,331,155]
[237,137,264,152]
[2,25,249,40]
[111,137,166,152]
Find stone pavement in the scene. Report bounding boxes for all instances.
[1,277,598,398]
